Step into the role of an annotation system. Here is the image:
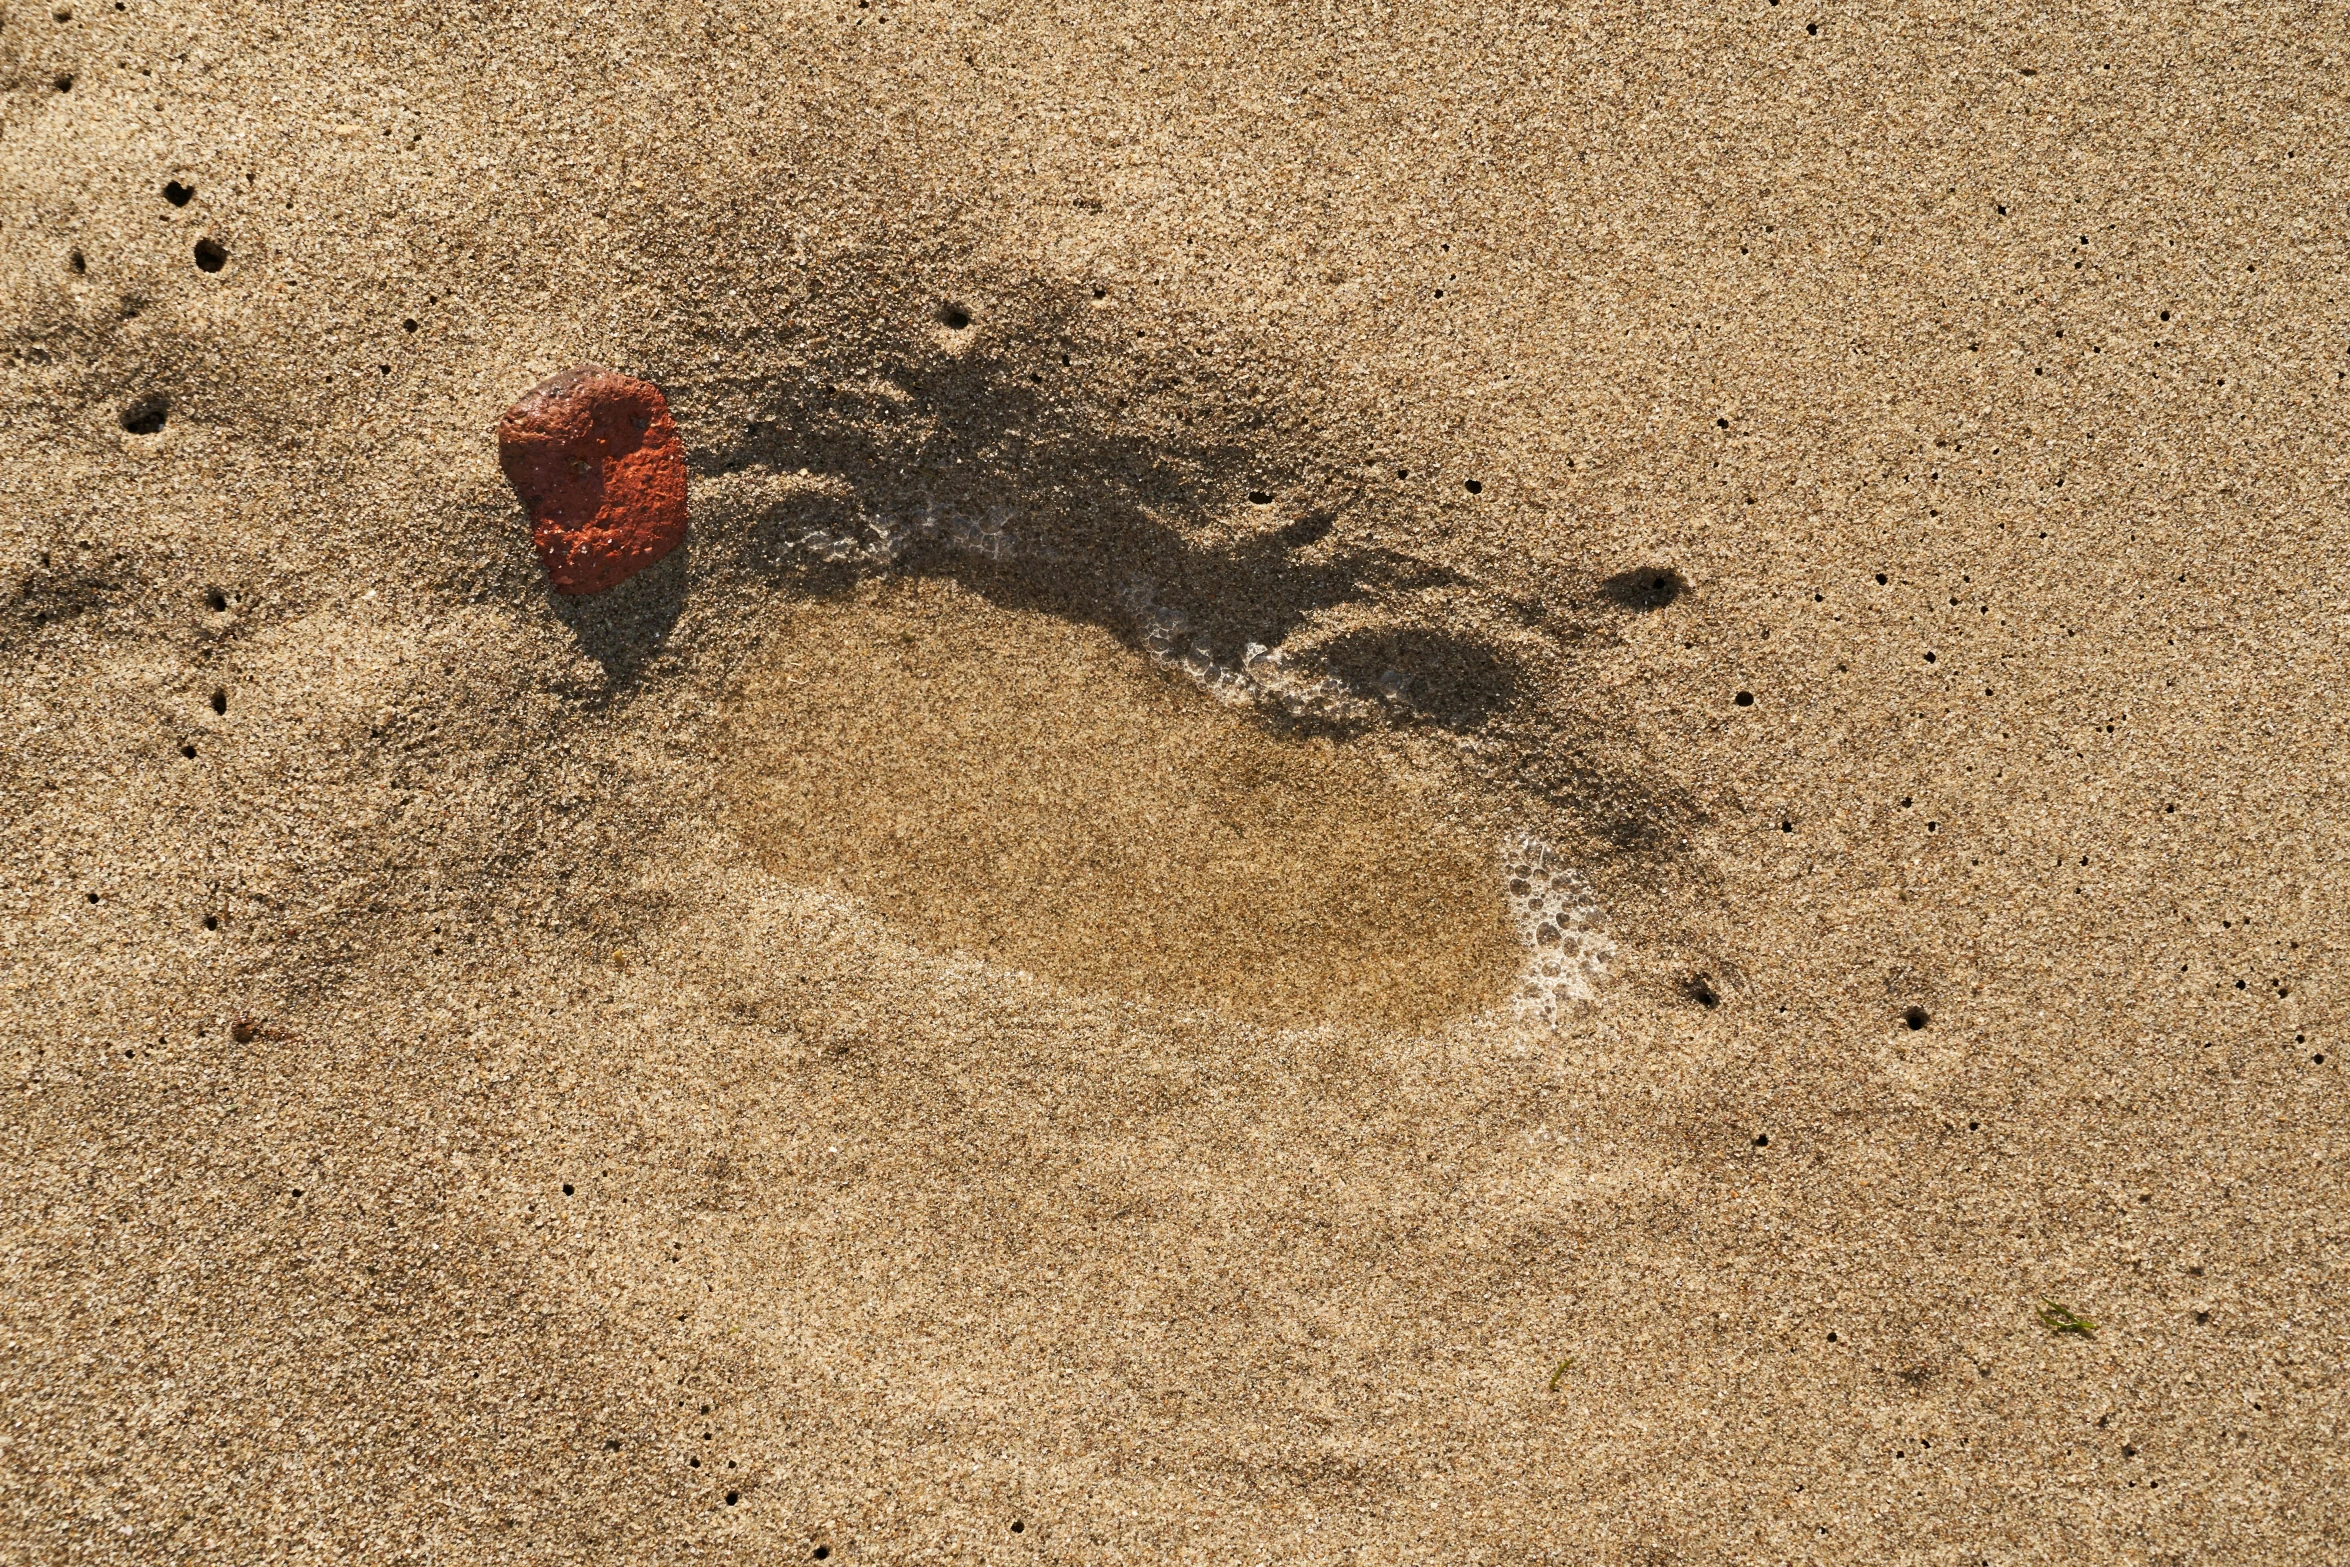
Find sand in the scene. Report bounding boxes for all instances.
[3,1,2345,1561]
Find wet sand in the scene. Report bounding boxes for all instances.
[3,2,2345,1562]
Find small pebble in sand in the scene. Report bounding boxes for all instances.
[496,366,687,594]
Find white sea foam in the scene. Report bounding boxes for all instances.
[1502,836,1613,1024]
[781,493,1017,567]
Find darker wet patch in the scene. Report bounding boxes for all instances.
[728,578,1521,1031]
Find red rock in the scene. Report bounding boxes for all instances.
[496,366,687,595]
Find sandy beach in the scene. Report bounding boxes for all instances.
[3,2,2345,1560]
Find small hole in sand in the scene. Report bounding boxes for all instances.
[1734,691,1754,707]
[1904,1006,1930,1030]
[179,743,197,759]
[204,587,228,612]
[121,395,169,435]
[163,179,194,206]
[937,301,972,330]
[202,914,219,930]
[53,73,74,92]
[402,317,419,332]
[210,688,227,714]
[68,248,86,274]
[1464,478,1483,494]
[193,237,228,273]
[1599,567,1684,610]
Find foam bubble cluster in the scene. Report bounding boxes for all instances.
[1115,575,1386,726]
[1503,837,1613,1024]
[784,494,1016,567]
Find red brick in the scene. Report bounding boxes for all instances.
[496,367,687,595]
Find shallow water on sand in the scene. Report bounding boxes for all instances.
[723,576,1522,1031]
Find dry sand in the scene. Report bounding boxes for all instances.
[4,1,2346,1561]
